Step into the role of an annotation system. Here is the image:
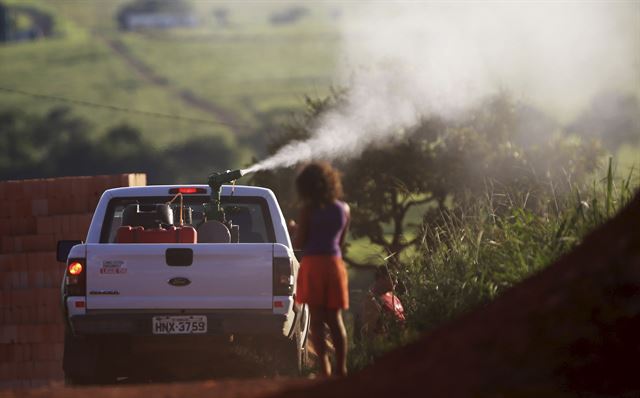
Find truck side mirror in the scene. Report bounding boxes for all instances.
[57,240,82,262]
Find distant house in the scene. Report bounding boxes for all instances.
[116,0,197,31]
[120,13,197,30]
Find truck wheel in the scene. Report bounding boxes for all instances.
[63,331,97,385]
[63,332,118,385]
[272,324,304,376]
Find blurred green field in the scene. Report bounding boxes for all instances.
[0,0,340,163]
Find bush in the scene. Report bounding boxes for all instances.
[350,160,638,370]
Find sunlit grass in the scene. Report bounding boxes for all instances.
[0,0,340,156]
[348,160,638,370]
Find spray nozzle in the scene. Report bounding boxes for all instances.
[206,169,248,223]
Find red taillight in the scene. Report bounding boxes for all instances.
[169,187,207,194]
[65,258,86,296]
[274,301,284,308]
[68,262,83,275]
[273,257,293,296]
[74,301,85,308]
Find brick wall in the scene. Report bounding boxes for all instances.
[0,174,146,388]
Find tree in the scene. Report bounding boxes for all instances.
[0,106,243,185]
[250,92,603,268]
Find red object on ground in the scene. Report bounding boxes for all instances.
[379,292,405,322]
[115,226,197,244]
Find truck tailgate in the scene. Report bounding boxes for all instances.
[85,243,274,310]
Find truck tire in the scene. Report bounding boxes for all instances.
[272,309,311,376]
[272,327,303,376]
[63,332,118,385]
[63,331,98,385]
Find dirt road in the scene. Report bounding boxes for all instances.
[0,378,314,398]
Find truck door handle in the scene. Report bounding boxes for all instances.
[166,248,193,266]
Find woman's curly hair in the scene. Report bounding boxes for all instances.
[295,162,343,206]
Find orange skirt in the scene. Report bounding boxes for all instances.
[296,255,349,310]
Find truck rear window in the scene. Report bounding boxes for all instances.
[100,196,275,244]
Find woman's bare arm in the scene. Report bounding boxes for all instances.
[340,202,351,246]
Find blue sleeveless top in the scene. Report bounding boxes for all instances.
[304,200,347,257]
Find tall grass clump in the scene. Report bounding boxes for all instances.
[402,158,637,333]
[349,160,638,370]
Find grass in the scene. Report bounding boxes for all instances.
[0,0,340,159]
[347,160,639,371]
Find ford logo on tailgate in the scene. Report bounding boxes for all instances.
[168,277,191,287]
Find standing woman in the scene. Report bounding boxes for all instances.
[294,162,350,377]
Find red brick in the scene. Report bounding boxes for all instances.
[53,178,73,199]
[35,288,58,306]
[2,343,32,362]
[49,323,64,344]
[4,181,25,199]
[0,344,9,363]
[1,237,15,254]
[0,325,17,344]
[32,360,61,379]
[11,288,33,303]
[19,235,55,253]
[12,200,31,219]
[0,221,8,237]
[36,217,54,235]
[1,308,12,324]
[31,199,49,216]
[4,271,28,289]
[47,198,64,216]
[15,325,30,344]
[0,291,10,309]
[1,253,17,271]
[70,178,88,197]
[32,180,48,200]
[50,216,61,235]
[70,195,89,214]
[0,272,9,290]
[26,252,45,271]
[0,362,18,380]
[60,216,70,235]
[12,361,33,380]
[87,195,100,213]
[31,343,63,363]
[8,217,37,236]
[21,180,37,200]
[77,214,93,233]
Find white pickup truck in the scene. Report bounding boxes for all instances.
[57,184,309,384]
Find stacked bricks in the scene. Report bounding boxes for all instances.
[0,174,146,389]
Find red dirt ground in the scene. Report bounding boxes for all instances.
[2,192,638,398]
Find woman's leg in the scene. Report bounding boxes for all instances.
[326,309,348,377]
[309,306,331,376]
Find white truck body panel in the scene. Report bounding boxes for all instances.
[85,243,281,310]
[63,184,300,333]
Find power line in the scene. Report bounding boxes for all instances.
[0,86,253,129]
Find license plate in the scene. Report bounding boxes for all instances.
[152,315,207,335]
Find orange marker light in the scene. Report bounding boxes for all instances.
[68,262,83,275]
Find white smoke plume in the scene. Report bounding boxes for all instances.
[245,1,640,174]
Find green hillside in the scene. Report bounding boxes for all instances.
[0,0,340,165]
